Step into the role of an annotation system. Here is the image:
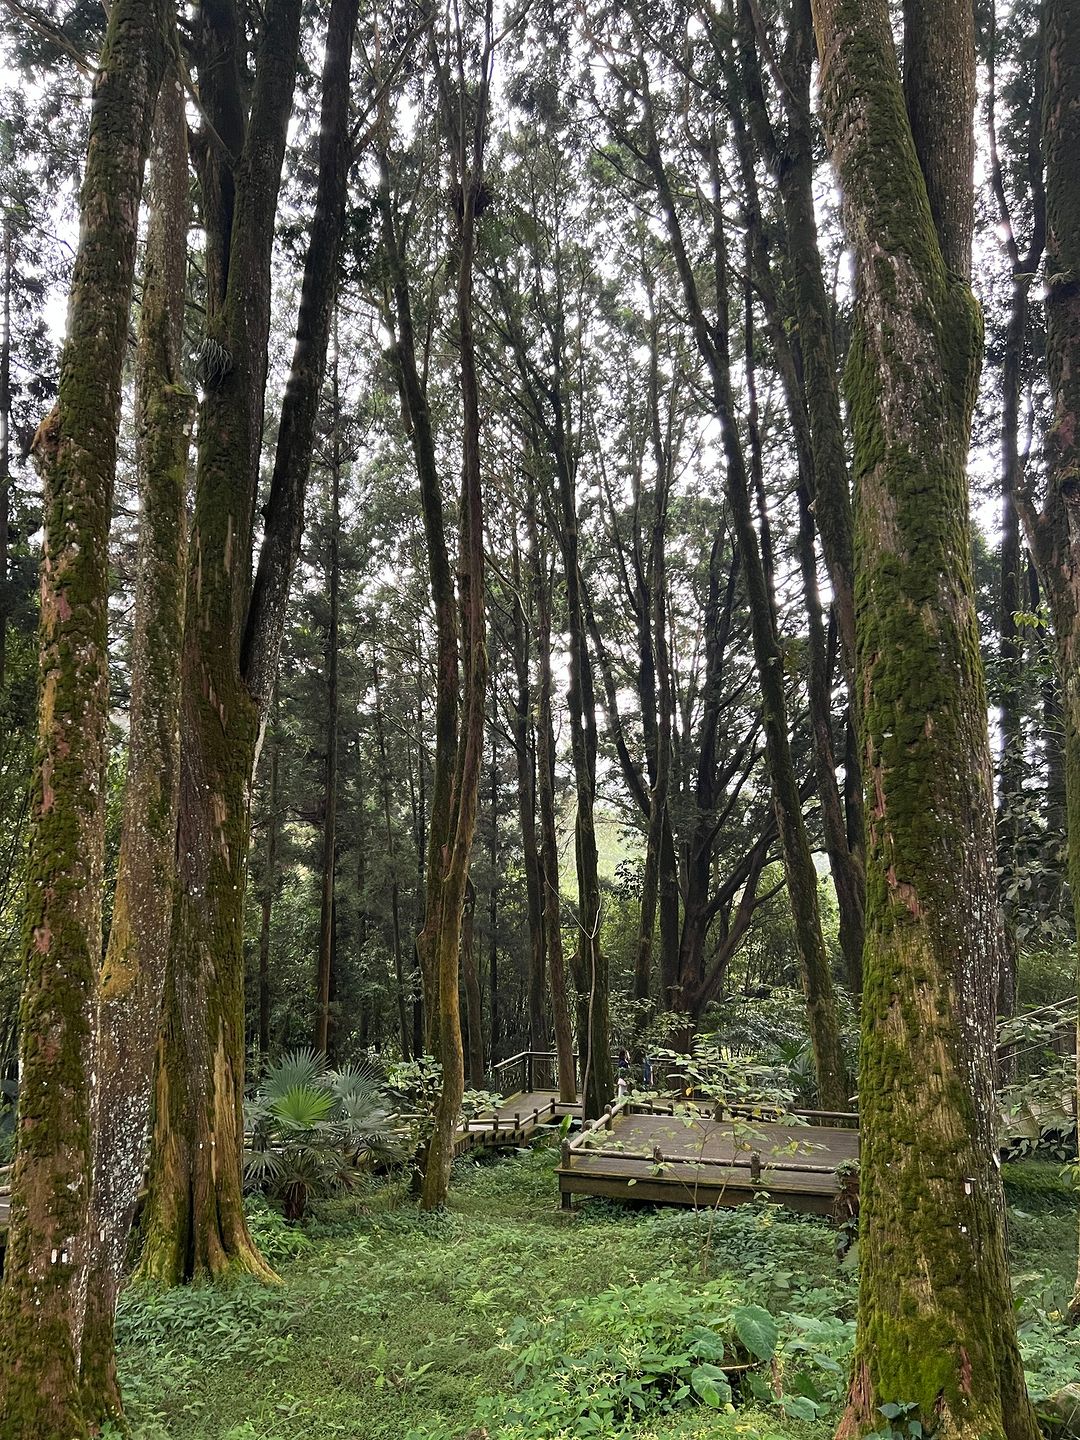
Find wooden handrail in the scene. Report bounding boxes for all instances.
[567,1096,630,1153]
[561,1144,843,1176]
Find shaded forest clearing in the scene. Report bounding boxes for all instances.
[110,1146,1080,1440]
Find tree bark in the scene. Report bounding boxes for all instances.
[811,0,1040,1432]
[257,692,281,1064]
[488,720,501,1061]
[378,166,459,1056]
[0,2,168,1433]
[509,519,546,1049]
[79,54,192,1427]
[374,657,411,1060]
[136,0,310,1288]
[419,13,492,1208]
[530,508,577,1104]
[461,878,485,1089]
[987,8,1045,1016]
[555,478,611,1119]
[315,348,342,1058]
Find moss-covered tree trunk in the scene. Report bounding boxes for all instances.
[810,0,1040,1432]
[79,50,191,1426]
[136,0,306,1288]
[0,3,167,1434]
[138,0,359,1285]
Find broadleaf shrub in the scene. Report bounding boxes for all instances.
[475,1273,769,1436]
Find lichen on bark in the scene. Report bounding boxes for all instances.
[0,2,169,1435]
[811,0,1040,1434]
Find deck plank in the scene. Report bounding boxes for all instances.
[559,1106,858,1215]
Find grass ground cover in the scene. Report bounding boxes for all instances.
[110,1147,1080,1440]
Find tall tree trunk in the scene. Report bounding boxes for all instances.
[488,724,501,1061]
[138,0,357,1286]
[812,0,1040,1431]
[419,30,492,1204]
[554,485,610,1118]
[315,352,342,1058]
[138,0,304,1289]
[461,878,485,1088]
[0,3,168,1433]
[510,522,546,1048]
[732,72,864,994]
[379,171,458,1055]
[633,322,675,1007]
[258,692,281,1064]
[988,9,1045,1018]
[640,100,846,1110]
[80,58,192,1427]
[658,810,680,1008]
[531,511,576,1104]
[374,658,411,1059]
[411,694,427,1057]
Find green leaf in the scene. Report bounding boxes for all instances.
[731,1303,778,1361]
[691,1363,732,1408]
[781,1394,821,1420]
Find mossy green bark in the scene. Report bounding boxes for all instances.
[80,46,192,1426]
[811,0,1039,1434]
[136,0,303,1289]
[0,3,168,1436]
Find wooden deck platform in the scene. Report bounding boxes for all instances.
[453,1089,581,1156]
[558,1101,858,1216]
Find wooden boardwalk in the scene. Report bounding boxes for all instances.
[453,1089,580,1156]
[558,1101,858,1216]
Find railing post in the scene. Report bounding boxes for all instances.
[526,1052,533,1092]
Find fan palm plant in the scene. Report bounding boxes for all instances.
[245,1049,402,1220]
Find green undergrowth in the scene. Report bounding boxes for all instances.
[112,1146,1080,1440]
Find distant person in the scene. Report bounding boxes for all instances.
[618,1047,631,1073]
[616,1073,630,1099]
[642,1053,653,1088]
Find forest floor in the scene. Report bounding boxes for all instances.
[112,1145,1080,1440]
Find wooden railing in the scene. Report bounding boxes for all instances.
[490,1049,582,1094]
[490,1048,634,1095]
[557,1097,855,1184]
